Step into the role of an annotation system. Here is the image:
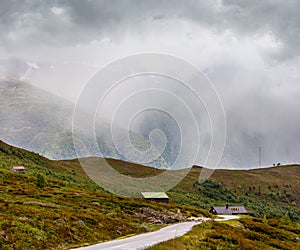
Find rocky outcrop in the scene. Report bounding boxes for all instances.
[135,207,212,224]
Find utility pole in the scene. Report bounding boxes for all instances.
[259,146,262,168]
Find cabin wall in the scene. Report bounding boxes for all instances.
[146,198,169,204]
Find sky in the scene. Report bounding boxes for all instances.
[0,0,300,168]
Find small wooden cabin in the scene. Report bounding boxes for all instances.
[141,192,169,203]
[210,205,248,215]
[11,166,25,173]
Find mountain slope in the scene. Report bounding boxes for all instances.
[0,140,299,249]
[0,140,207,249]
[0,79,170,169]
[0,79,76,159]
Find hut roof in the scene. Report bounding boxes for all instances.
[12,166,25,170]
[141,192,169,199]
[212,206,248,214]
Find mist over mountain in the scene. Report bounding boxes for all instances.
[0,78,172,169]
[1,1,300,169]
[0,78,77,159]
[1,75,299,169]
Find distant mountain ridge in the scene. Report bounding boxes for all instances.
[0,78,75,159]
[2,78,299,170]
[0,79,170,169]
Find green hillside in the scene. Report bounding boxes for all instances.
[0,141,207,249]
[169,165,300,221]
[109,159,300,220]
[1,140,299,249]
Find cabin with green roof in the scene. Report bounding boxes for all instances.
[141,192,169,203]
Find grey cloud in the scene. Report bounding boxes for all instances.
[0,0,70,49]
[221,0,300,60]
[206,62,300,167]
[1,0,299,60]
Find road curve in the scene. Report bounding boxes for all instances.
[72,221,201,250]
[214,215,240,221]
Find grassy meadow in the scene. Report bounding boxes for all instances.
[0,141,206,249]
[0,140,299,249]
